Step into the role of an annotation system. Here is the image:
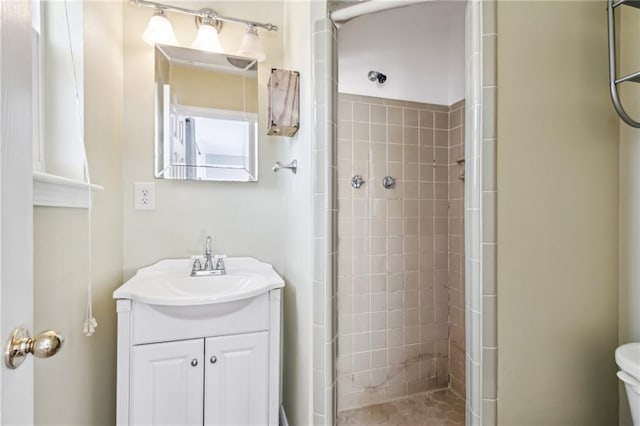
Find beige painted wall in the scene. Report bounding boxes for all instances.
[618,9,640,426]
[278,1,313,424]
[34,1,123,424]
[497,2,619,424]
[124,1,315,425]
[122,2,284,278]
[34,1,315,424]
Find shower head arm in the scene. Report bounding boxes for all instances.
[368,70,387,84]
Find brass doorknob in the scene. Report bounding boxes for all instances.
[5,327,64,369]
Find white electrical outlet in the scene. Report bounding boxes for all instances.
[134,182,156,210]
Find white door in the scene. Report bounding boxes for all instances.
[0,0,35,423]
[205,332,269,426]
[131,339,204,426]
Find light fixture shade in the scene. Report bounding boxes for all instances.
[142,11,177,46]
[191,23,224,53]
[237,26,266,62]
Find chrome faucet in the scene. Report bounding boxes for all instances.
[204,236,214,271]
[191,236,226,276]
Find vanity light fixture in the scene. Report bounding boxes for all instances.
[191,9,223,53]
[237,25,266,63]
[133,0,278,59]
[142,8,177,46]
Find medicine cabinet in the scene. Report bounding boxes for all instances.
[154,45,259,182]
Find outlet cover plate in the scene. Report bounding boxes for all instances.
[134,182,156,210]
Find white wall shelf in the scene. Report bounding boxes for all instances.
[33,171,103,209]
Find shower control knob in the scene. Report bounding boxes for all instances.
[382,176,396,189]
[351,175,365,189]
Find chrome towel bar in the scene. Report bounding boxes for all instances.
[608,0,640,127]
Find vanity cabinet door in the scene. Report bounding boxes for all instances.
[204,332,269,425]
[131,339,204,426]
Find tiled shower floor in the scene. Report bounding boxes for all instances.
[337,390,465,426]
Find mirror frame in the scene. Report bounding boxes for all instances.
[153,45,259,182]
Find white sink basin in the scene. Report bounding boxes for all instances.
[113,257,284,306]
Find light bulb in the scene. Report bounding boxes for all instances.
[191,21,223,53]
[142,9,177,46]
[237,25,266,62]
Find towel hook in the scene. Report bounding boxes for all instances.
[272,160,297,174]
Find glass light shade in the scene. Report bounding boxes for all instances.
[191,23,224,53]
[237,26,266,62]
[142,12,177,46]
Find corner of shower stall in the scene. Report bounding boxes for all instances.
[326,2,470,425]
[311,1,498,425]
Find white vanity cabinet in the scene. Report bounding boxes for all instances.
[130,332,269,425]
[205,332,269,425]
[131,339,204,425]
[114,257,284,426]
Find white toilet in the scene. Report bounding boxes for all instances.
[616,342,640,425]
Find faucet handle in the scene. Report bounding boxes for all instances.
[192,258,202,273]
[214,255,226,271]
[205,236,212,256]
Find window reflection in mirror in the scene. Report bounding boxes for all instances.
[154,45,258,182]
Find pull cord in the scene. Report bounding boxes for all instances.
[64,0,97,336]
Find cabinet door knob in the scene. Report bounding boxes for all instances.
[190,359,198,367]
[210,356,217,364]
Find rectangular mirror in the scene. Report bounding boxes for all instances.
[154,45,258,181]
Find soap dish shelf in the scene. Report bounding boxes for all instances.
[456,157,465,181]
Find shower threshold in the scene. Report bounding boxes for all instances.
[337,389,464,426]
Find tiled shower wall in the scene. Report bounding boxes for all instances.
[448,100,466,397]
[336,93,465,411]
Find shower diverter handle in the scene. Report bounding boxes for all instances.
[382,176,396,189]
